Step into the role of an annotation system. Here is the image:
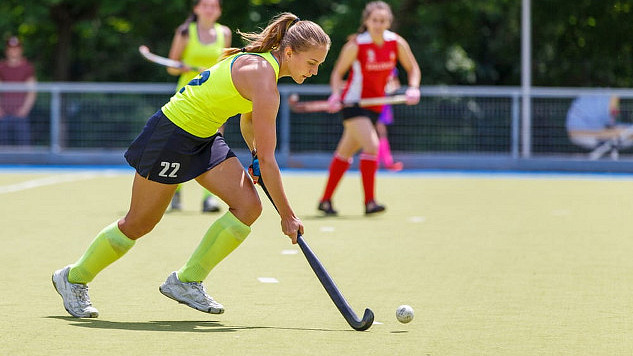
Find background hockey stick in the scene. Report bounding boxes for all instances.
[288,94,407,113]
[256,175,374,331]
[138,45,205,72]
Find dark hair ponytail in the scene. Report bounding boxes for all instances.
[178,0,206,36]
[178,13,198,36]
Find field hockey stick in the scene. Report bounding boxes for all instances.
[255,175,374,331]
[288,94,407,113]
[138,45,205,72]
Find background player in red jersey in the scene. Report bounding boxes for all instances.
[318,1,421,215]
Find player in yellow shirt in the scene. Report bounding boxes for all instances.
[167,0,233,212]
[52,13,330,318]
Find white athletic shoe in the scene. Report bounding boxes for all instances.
[52,266,99,318]
[202,196,221,213]
[159,271,224,314]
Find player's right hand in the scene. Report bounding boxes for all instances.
[327,93,343,113]
[405,87,420,105]
[281,216,303,244]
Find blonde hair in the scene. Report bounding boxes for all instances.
[222,12,330,58]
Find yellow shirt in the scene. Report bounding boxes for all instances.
[162,52,280,138]
[177,22,225,90]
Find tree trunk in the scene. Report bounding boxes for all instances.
[49,3,98,81]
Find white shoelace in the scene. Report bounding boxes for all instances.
[189,282,214,303]
[71,284,92,307]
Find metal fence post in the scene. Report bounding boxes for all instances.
[511,94,520,159]
[50,86,62,154]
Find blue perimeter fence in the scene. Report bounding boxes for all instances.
[1,82,633,172]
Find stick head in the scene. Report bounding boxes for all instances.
[351,308,374,331]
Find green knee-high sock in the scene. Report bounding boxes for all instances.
[68,221,136,284]
[178,211,250,282]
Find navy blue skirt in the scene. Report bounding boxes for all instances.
[125,110,236,184]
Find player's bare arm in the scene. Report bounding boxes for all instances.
[396,35,421,105]
[222,25,232,47]
[233,55,303,242]
[239,112,254,151]
[327,40,358,112]
[167,30,188,75]
[330,40,358,95]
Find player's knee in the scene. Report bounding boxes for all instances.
[362,143,379,156]
[361,148,378,156]
[242,199,262,225]
[239,197,262,226]
[118,217,159,240]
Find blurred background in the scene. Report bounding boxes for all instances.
[1,0,632,171]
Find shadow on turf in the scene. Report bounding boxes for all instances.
[46,316,343,333]
[119,210,219,216]
[303,214,383,221]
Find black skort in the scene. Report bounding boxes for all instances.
[125,110,236,184]
[341,106,380,124]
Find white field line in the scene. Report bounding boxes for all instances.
[257,277,279,283]
[0,172,101,194]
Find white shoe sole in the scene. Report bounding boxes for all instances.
[159,285,224,314]
[52,268,99,318]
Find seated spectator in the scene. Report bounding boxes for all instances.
[566,94,633,159]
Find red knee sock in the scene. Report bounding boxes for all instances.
[321,154,351,201]
[359,153,378,204]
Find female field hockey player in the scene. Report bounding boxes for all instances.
[317,0,421,216]
[166,0,232,213]
[52,13,330,318]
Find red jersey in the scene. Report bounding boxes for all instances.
[341,30,398,113]
[0,59,35,115]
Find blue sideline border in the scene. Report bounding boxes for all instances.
[2,164,633,181]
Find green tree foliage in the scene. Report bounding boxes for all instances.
[532,0,633,87]
[0,0,631,87]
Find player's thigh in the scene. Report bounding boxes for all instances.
[344,117,379,153]
[195,157,261,224]
[375,122,387,137]
[336,127,362,158]
[122,173,177,238]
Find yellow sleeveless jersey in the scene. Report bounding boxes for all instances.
[177,22,225,90]
[162,52,280,138]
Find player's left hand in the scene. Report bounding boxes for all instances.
[248,150,261,185]
[405,87,420,105]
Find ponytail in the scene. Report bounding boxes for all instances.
[179,0,215,36]
[178,13,198,36]
[222,12,330,59]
